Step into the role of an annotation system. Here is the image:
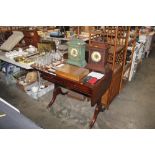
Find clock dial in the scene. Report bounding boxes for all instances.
[91,51,101,62]
[70,48,78,57]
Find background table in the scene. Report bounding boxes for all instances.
[0,51,32,70]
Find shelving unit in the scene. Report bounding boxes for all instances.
[88,26,130,108]
[101,27,130,108]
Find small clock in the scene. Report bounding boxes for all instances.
[86,40,109,73]
[67,38,87,67]
[91,51,102,62]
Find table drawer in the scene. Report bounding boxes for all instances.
[64,81,92,96]
[41,74,92,96]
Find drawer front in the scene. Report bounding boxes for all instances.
[41,74,92,96]
[64,80,92,96]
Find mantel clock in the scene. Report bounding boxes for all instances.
[86,40,109,73]
[67,38,87,67]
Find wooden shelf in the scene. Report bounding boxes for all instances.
[101,27,140,107]
[89,30,102,35]
[108,45,125,54]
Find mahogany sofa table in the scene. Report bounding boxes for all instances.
[33,66,112,128]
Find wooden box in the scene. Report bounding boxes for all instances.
[55,64,89,82]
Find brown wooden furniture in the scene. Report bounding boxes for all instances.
[102,27,131,108]
[22,30,40,47]
[32,65,112,128]
[101,27,140,107]
[88,27,131,108]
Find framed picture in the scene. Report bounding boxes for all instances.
[37,41,56,53]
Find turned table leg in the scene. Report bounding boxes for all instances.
[89,101,105,129]
[47,84,68,109]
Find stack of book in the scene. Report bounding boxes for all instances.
[82,71,104,85]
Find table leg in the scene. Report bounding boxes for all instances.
[89,101,105,129]
[47,85,68,109]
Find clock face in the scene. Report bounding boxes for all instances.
[70,48,79,57]
[91,51,101,62]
